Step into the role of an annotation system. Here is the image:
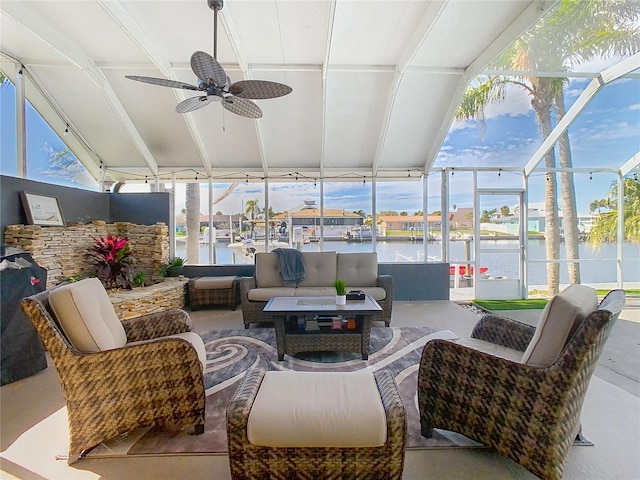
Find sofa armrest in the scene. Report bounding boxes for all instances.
[239,276,257,302]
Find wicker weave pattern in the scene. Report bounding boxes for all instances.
[188,277,239,310]
[21,288,206,464]
[470,313,535,351]
[227,365,406,479]
[239,274,394,328]
[418,291,624,480]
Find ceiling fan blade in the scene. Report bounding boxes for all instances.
[191,51,227,87]
[222,96,263,118]
[176,96,215,113]
[125,75,199,91]
[229,80,292,99]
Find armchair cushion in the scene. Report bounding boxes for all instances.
[49,277,126,353]
[521,284,598,367]
[166,332,207,370]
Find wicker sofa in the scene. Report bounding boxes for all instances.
[239,251,393,328]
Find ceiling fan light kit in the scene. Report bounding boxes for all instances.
[125,0,291,118]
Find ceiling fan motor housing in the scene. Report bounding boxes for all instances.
[208,0,223,11]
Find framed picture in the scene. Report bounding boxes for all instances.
[20,192,65,226]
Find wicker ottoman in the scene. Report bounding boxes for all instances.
[226,366,406,480]
[188,276,239,310]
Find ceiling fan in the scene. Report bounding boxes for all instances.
[125,0,291,118]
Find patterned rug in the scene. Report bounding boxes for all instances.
[89,326,488,458]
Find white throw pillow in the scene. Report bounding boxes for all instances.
[49,277,127,353]
[521,284,598,367]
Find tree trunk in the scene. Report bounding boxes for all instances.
[186,183,200,264]
[555,92,581,284]
[532,80,560,295]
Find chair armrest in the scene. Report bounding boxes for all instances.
[471,313,535,352]
[122,308,192,342]
[226,364,267,448]
[374,369,406,452]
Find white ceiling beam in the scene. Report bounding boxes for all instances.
[320,0,338,179]
[619,151,640,177]
[219,8,269,176]
[423,0,559,175]
[371,0,449,176]
[96,0,213,177]
[2,1,159,176]
[524,53,640,176]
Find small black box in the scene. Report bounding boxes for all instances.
[346,290,365,300]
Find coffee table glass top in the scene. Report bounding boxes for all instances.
[264,295,381,314]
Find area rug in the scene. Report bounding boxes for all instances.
[87,326,492,458]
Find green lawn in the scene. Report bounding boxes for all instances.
[474,289,637,311]
[472,299,549,310]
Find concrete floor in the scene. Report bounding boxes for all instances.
[1,299,639,480]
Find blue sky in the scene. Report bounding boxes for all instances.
[1,68,638,217]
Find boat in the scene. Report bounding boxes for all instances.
[228,237,290,263]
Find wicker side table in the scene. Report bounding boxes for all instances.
[188,276,239,310]
[227,365,406,480]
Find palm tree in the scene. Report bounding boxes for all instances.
[456,0,639,294]
[588,177,640,247]
[245,199,259,238]
[185,183,200,263]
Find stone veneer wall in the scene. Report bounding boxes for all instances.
[108,277,188,319]
[3,221,170,287]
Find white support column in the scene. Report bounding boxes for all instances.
[441,169,449,262]
[209,177,215,264]
[522,174,530,298]
[371,176,377,251]
[264,178,269,252]
[617,173,624,287]
[15,64,26,178]
[169,173,176,260]
[320,180,325,250]
[422,174,428,262]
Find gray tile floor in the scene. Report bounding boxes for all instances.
[1,299,638,480]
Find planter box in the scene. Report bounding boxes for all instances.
[108,278,188,319]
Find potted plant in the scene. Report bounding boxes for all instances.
[333,278,347,305]
[89,234,135,289]
[165,257,185,277]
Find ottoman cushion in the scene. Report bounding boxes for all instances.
[247,371,387,448]
[193,276,236,289]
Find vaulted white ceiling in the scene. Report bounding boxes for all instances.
[1,0,556,183]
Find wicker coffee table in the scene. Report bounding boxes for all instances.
[263,295,382,361]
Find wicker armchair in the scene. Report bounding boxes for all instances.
[417,289,625,480]
[21,284,206,464]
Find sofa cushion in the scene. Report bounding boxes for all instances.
[337,252,378,287]
[294,287,336,297]
[521,284,598,367]
[248,287,296,302]
[255,253,287,288]
[297,251,337,287]
[49,277,127,353]
[247,371,387,448]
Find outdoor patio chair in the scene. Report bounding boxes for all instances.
[21,277,206,463]
[417,286,625,480]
